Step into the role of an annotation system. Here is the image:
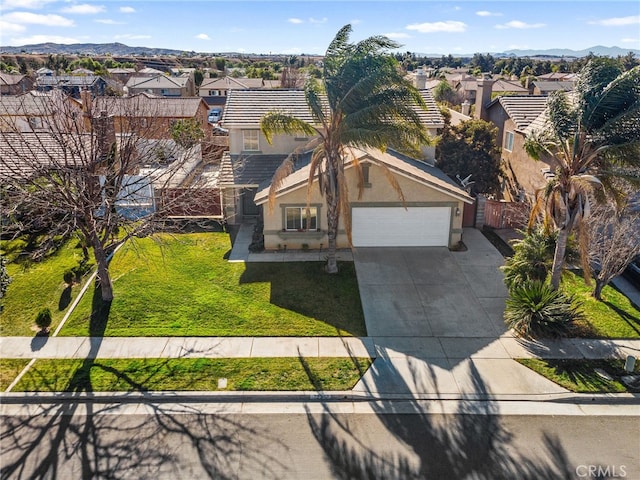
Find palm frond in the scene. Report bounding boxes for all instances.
[260,112,317,144]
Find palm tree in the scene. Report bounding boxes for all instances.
[525,59,640,290]
[260,24,431,273]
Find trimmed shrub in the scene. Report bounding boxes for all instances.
[35,308,52,331]
[504,280,583,339]
[63,269,74,284]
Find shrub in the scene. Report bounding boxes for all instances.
[35,308,52,331]
[504,280,583,339]
[63,269,74,284]
[501,229,555,290]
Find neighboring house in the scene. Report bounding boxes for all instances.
[537,72,576,82]
[198,76,281,108]
[474,82,550,201]
[0,73,32,95]
[0,91,81,133]
[34,74,107,98]
[84,92,210,140]
[107,67,136,84]
[530,81,574,96]
[125,74,195,97]
[254,147,473,250]
[219,88,446,229]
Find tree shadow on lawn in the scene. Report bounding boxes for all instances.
[239,261,367,337]
[2,282,286,479]
[603,301,640,336]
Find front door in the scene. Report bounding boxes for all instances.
[241,188,260,218]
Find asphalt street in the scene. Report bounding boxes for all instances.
[1,400,638,479]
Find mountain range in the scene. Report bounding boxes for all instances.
[1,42,638,58]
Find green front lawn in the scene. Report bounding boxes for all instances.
[0,240,93,336]
[61,233,366,337]
[9,357,372,392]
[518,358,639,393]
[562,271,640,339]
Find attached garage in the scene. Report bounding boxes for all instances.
[352,206,451,247]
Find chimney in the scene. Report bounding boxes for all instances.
[414,67,427,90]
[94,110,116,164]
[474,76,494,121]
[461,100,471,116]
[80,89,92,117]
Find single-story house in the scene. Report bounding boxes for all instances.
[125,74,195,97]
[254,147,473,250]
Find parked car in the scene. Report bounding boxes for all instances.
[208,108,222,123]
[623,256,640,288]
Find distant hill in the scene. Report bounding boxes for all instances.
[0,42,190,56]
[2,42,639,58]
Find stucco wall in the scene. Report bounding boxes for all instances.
[261,161,466,250]
[228,130,312,156]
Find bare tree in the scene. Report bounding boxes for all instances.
[0,91,217,302]
[586,201,640,300]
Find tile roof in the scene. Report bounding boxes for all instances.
[222,88,444,129]
[219,152,289,188]
[126,75,189,89]
[494,95,549,132]
[222,89,318,128]
[532,81,575,93]
[93,94,206,117]
[254,147,472,204]
[199,77,280,90]
[0,93,54,115]
[35,75,104,87]
[0,73,26,86]
[492,79,529,93]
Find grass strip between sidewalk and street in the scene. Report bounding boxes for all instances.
[5,357,373,392]
[517,358,640,393]
[0,359,31,391]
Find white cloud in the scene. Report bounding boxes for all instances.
[115,33,151,40]
[406,21,467,33]
[0,0,55,11]
[385,32,411,39]
[0,19,25,32]
[350,19,362,25]
[196,33,211,40]
[308,17,327,24]
[1,12,75,27]
[476,10,502,17]
[589,15,640,27]
[621,37,639,44]
[95,19,123,25]
[288,18,303,24]
[61,4,105,15]
[10,34,79,44]
[119,6,136,14]
[495,20,546,30]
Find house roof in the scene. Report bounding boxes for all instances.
[92,94,206,117]
[522,91,577,136]
[0,93,52,116]
[491,79,529,94]
[35,75,104,87]
[537,72,575,81]
[219,152,289,188]
[199,77,281,90]
[126,75,190,89]
[254,147,473,205]
[107,68,136,74]
[0,73,26,86]
[222,88,444,129]
[138,67,165,75]
[532,81,575,93]
[222,89,318,128]
[490,95,549,132]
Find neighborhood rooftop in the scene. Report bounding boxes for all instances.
[91,94,206,117]
[494,95,549,132]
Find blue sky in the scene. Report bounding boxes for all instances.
[1,1,639,54]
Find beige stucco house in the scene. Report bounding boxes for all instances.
[254,147,473,250]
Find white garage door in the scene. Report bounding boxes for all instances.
[352,206,451,247]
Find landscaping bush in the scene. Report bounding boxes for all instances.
[63,269,74,285]
[504,280,583,338]
[35,308,52,332]
[501,229,555,290]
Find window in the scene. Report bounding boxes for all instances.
[243,130,259,151]
[285,207,318,231]
[27,116,44,130]
[504,131,514,152]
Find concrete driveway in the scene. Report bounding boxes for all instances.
[351,228,569,397]
[353,228,509,339]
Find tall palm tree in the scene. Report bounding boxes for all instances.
[260,24,430,273]
[525,59,640,290]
